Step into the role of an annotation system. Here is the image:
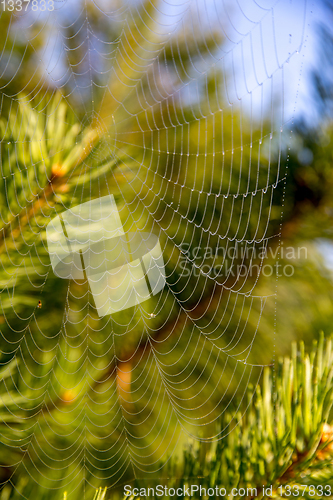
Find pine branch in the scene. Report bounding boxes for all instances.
[110,333,333,500]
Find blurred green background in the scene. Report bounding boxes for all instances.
[1,0,333,498]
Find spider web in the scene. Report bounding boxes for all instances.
[0,0,309,496]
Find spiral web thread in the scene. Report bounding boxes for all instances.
[0,0,309,496]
